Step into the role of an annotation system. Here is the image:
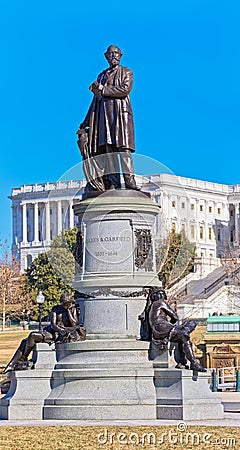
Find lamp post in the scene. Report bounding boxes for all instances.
[36,291,45,331]
[22,309,26,330]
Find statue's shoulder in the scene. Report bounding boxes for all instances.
[97,69,108,80]
[150,299,164,312]
[120,65,133,75]
[51,304,63,314]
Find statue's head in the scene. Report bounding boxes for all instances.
[60,292,73,309]
[104,45,122,68]
[150,287,167,303]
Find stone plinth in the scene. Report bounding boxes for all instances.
[154,366,224,420]
[73,190,161,292]
[0,344,55,420]
[78,294,147,338]
[43,340,156,420]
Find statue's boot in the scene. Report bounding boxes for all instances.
[120,151,140,190]
[1,334,40,374]
[123,174,140,190]
[183,341,207,372]
[1,345,26,374]
[103,173,121,189]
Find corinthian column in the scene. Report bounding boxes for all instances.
[235,202,239,245]
[22,203,27,243]
[33,202,39,242]
[57,200,62,235]
[69,200,74,228]
[45,202,51,242]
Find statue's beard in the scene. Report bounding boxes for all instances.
[108,57,121,67]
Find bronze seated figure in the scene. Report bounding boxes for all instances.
[2,293,86,374]
[139,287,206,372]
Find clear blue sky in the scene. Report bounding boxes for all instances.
[1,0,240,243]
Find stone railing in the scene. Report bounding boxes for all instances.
[11,179,86,196]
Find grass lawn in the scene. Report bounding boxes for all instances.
[0,425,239,450]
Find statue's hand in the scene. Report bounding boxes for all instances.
[79,122,88,130]
[59,329,68,337]
[89,80,99,91]
[89,81,103,98]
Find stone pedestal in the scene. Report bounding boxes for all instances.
[43,340,156,420]
[154,365,224,420]
[0,344,56,420]
[73,189,161,341]
[73,190,161,294]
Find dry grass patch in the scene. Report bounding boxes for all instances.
[0,425,239,450]
[0,330,29,366]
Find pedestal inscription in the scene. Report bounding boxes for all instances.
[85,220,133,273]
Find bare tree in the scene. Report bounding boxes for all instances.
[156,230,195,289]
[219,246,240,314]
[0,241,28,331]
[220,246,240,281]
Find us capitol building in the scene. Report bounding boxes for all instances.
[10,173,240,274]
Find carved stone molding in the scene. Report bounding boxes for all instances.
[77,287,149,299]
[134,229,153,271]
[74,231,83,273]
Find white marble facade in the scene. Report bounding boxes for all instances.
[10,180,85,270]
[10,174,240,271]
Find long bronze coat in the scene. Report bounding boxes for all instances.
[83,65,135,156]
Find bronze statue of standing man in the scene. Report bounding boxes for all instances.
[77,45,140,192]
